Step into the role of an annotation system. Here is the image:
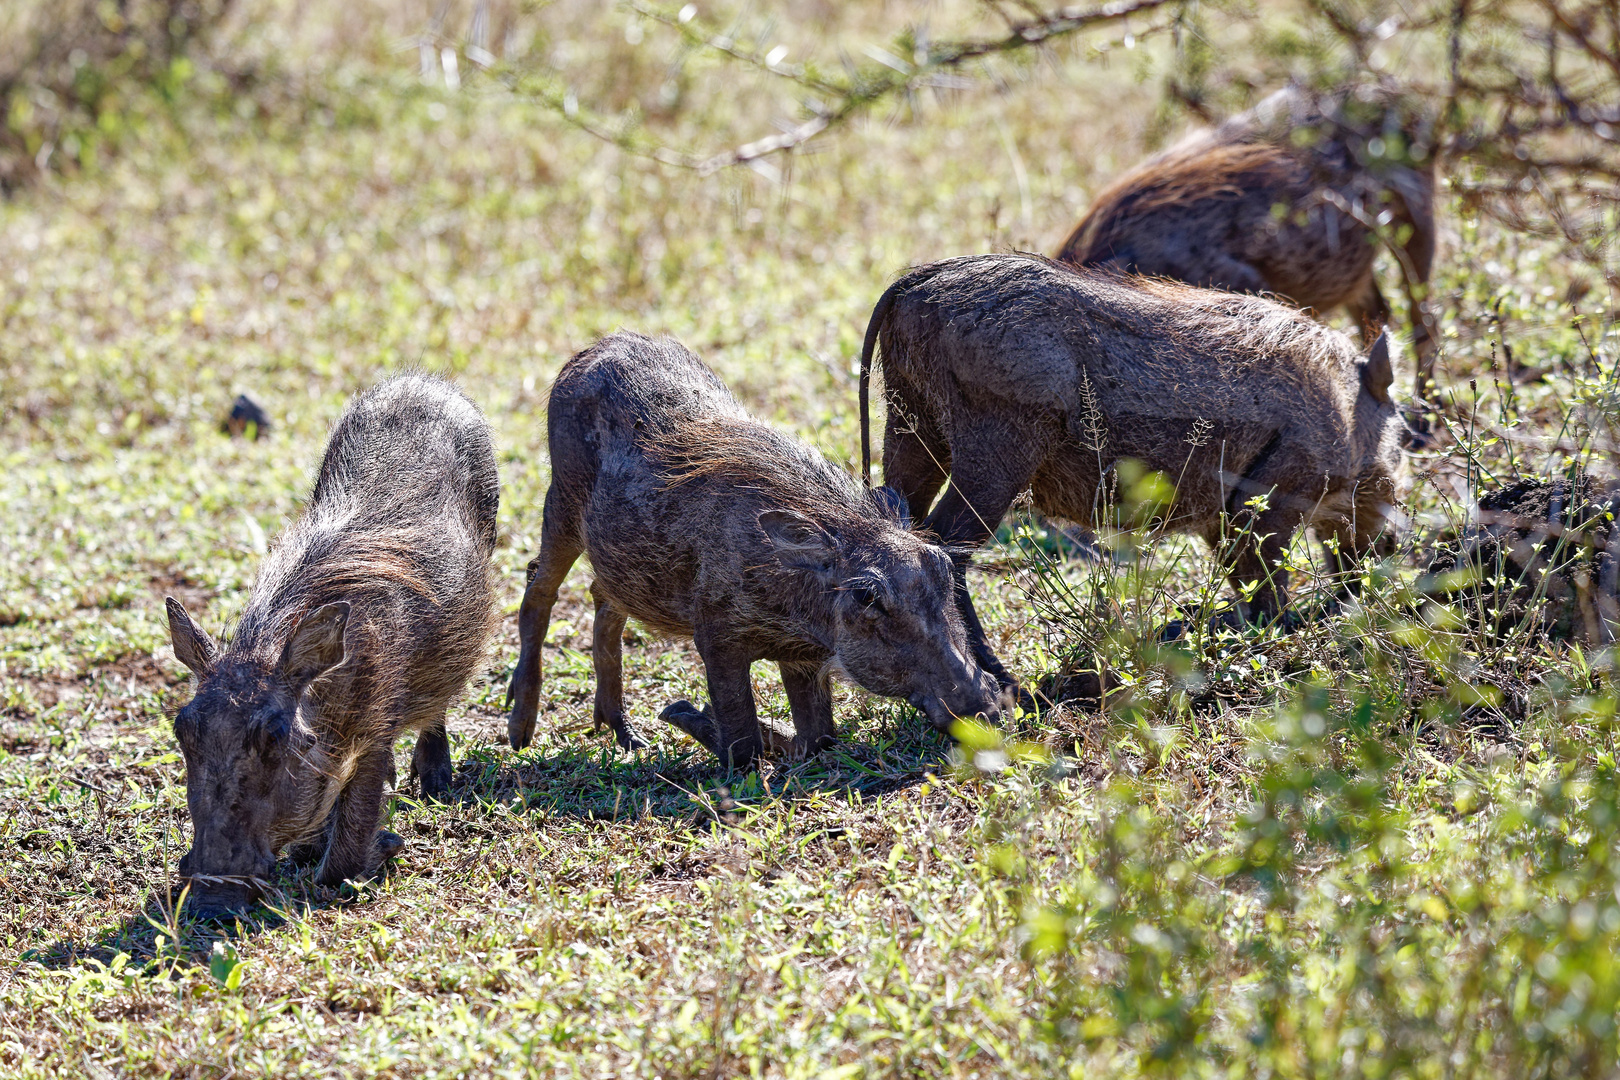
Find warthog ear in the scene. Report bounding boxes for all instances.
[165,597,217,676]
[759,510,838,580]
[1361,331,1394,405]
[278,602,351,690]
[869,486,913,529]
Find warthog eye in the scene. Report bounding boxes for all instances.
[849,582,885,618]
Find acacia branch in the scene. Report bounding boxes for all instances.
[506,0,1179,177]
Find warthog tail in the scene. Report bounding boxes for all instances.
[858,276,908,489]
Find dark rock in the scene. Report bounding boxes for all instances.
[222,394,272,440]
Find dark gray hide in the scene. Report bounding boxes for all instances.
[1056,84,1438,428]
[506,331,1000,769]
[858,253,1407,686]
[165,374,499,915]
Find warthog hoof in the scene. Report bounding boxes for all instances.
[506,692,539,751]
[417,768,453,802]
[658,699,719,755]
[611,723,648,752]
[596,708,648,751]
[790,731,836,759]
[411,735,454,803]
[284,838,327,867]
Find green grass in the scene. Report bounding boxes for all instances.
[3,0,1620,1075]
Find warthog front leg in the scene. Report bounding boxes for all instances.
[315,744,398,888]
[410,719,453,801]
[660,633,764,770]
[658,700,721,757]
[779,661,836,757]
[284,805,336,867]
[1218,443,1314,624]
[590,584,644,750]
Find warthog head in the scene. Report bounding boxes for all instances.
[758,494,1002,731]
[1340,331,1412,556]
[164,597,350,916]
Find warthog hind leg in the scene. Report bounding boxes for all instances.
[507,488,585,750]
[410,719,453,801]
[590,585,644,750]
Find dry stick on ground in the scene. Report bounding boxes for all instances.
[501,0,1180,177]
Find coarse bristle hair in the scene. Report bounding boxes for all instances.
[641,414,890,532]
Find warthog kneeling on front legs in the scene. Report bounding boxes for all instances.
[858,254,1408,688]
[506,331,1001,769]
[164,374,499,916]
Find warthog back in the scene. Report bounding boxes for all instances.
[164,374,499,914]
[1056,85,1437,424]
[507,331,999,769]
[859,254,1407,682]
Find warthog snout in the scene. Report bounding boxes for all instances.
[162,373,500,907]
[819,534,1004,738]
[909,670,1004,733]
[178,844,275,917]
[181,878,268,918]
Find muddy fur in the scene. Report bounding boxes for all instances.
[506,331,1000,770]
[1055,85,1438,413]
[858,253,1408,684]
[1425,476,1620,644]
[165,374,500,915]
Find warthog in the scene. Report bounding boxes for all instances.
[1425,475,1620,645]
[858,254,1407,684]
[1055,85,1437,433]
[164,374,499,915]
[505,331,1001,769]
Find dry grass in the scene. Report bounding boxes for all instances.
[2,0,1620,1076]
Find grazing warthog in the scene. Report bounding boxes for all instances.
[1425,476,1620,645]
[505,331,1001,769]
[858,254,1408,684]
[1055,85,1437,432]
[164,375,499,915]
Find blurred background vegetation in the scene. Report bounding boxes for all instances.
[4,0,1620,1076]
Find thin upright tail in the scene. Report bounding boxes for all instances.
[858,279,905,489]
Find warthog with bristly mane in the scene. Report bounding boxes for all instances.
[859,253,1408,686]
[165,374,499,915]
[507,331,1002,769]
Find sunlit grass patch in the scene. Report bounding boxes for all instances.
[1,0,1619,1075]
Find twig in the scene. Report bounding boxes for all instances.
[503,0,1178,177]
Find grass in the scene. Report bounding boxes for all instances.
[3,0,1620,1075]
